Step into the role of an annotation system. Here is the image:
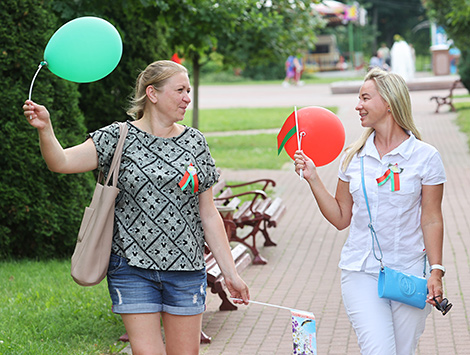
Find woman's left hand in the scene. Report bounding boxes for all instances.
[426,271,444,307]
[225,274,250,305]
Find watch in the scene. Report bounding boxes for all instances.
[430,264,446,276]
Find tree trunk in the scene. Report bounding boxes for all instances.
[372,7,378,53]
[192,53,200,129]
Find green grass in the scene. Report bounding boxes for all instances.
[455,101,470,148]
[186,107,298,132]
[199,73,364,86]
[1,260,126,355]
[185,106,337,170]
[207,133,292,170]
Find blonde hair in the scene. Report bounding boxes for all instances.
[126,60,188,120]
[341,67,422,171]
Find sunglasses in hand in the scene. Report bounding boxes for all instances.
[433,297,453,316]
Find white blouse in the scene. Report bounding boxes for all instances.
[338,132,446,273]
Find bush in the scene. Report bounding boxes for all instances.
[458,50,470,92]
[0,0,95,259]
[242,61,285,81]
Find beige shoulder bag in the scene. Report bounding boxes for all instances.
[71,122,128,286]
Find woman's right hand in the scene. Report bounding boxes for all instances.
[23,100,51,130]
[293,150,317,181]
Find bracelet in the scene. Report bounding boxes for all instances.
[430,264,446,276]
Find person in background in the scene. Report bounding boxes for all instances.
[449,45,461,74]
[294,68,446,354]
[377,42,391,67]
[369,51,383,70]
[23,60,250,355]
[390,35,414,81]
[293,55,304,86]
[283,55,296,87]
[283,55,303,87]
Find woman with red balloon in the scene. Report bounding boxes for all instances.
[294,68,447,354]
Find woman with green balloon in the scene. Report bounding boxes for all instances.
[24,59,250,354]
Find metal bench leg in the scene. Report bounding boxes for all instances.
[230,223,268,265]
[260,220,277,247]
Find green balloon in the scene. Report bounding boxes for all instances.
[44,17,122,83]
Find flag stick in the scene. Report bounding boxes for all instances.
[294,106,303,180]
[232,298,294,312]
[231,298,314,315]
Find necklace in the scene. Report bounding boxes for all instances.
[376,135,409,158]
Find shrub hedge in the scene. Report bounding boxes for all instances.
[0,0,95,259]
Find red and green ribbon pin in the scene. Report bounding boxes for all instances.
[178,164,199,193]
[376,163,403,191]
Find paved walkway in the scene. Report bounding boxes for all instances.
[196,78,470,354]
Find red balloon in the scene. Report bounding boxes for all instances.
[281,106,345,167]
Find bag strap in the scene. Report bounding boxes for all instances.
[103,122,129,187]
[360,156,384,267]
[360,156,427,277]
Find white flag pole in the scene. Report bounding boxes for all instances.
[232,298,292,312]
[231,298,314,316]
[294,106,303,180]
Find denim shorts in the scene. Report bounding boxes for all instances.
[107,254,207,316]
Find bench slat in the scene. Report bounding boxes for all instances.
[264,197,283,217]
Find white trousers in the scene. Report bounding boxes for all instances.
[341,268,431,355]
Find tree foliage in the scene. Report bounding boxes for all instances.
[155,0,324,128]
[51,0,172,132]
[0,0,325,258]
[424,0,470,90]
[0,0,95,259]
[356,0,428,54]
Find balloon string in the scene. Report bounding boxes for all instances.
[28,61,47,120]
[28,61,48,101]
[299,131,306,147]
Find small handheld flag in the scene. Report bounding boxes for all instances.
[277,108,298,155]
[232,298,317,355]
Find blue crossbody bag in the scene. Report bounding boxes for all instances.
[361,156,428,309]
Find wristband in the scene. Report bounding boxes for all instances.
[430,264,446,276]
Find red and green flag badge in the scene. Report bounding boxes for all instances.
[178,163,199,193]
[376,163,403,191]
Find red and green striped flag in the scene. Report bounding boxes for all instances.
[277,109,298,155]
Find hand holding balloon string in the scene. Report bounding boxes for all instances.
[27,61,47,120]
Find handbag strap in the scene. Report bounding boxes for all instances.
[360,156,427,277]
[360,156,384,267]
[103,122,129,187]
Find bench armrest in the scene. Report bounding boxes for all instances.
[226,179,276,191]
[214,189,267,202]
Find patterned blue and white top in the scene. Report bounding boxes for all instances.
[90,121,219,271]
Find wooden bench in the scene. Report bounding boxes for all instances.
[213,178,287,265]
[201,241,252,343]
[430,79,461,113]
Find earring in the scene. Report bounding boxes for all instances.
[388,109,391,113]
